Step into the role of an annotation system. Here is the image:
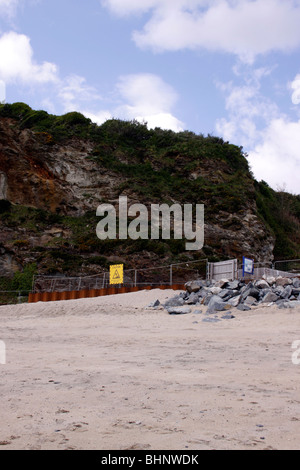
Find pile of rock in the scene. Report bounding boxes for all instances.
[160,276,300,315]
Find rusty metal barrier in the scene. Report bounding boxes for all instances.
[28,284,186,303]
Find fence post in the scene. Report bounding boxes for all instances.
[134,270,137,287]
[170,265,173,286]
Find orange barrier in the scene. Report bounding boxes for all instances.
[28,284,185,304]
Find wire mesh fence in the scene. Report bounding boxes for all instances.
[32,259,208,293]
[22,257,300,298]
[274,260,300,275]
[0,291,30,305]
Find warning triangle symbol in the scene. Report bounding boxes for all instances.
[113,269,121,280]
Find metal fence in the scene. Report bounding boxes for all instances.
[32,259,208,293]
[0,290,30,305]
[274,259,300,275]
[27,257,300,296]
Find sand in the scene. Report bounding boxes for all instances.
[0,288,300,450]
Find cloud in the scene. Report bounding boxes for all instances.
[248,118,300,195]
[0,31,58,84]
[0,28,183,132]
[0,80,5,101]
[216,68,300,194]
[291,74,300,105]
[216,69,279,146]
[58,74,102,113]
[114,73,184,131]
[82,109,112,126]
[103,0,300,63]
[0,0,19,19]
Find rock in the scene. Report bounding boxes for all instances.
[264,276,276,286]
[277,301,295,310]
[276,277,293,287]
[227,280,240,290]
[241,286,260,302]
[248,287,260,300]
[193,309,203,314]
[221,314,235,319]
[164,296,185,307]
[167,306,192,315]
[185,292,200,305]
[237,304,252,311]
[203,294,213,306]
[244,296,257,306]
[222,289,238,301]
[293,278,300,288]
[206,295,232,314]
[276,299,288,308]
[281,285,293,300]
[228,295,241,307]
[197,287,209,298]
[214,279,230,288]
[218,289,231,299]
[185,280,204,294]
[262,292,279,303]
[147,299,160,308]
[255,279,270,289]
[209,286,223,295]
[202,317,221,323]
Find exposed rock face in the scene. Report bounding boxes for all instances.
[0,119,120,215]
[0,115,276,277]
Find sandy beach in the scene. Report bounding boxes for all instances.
[0,288,300,450]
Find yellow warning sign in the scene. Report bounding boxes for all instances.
[109,264,124,285]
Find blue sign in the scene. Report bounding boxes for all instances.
[243,257,254,276]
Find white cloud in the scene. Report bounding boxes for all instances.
[0,79,5,101]
[0,0,19,19]
[103,0,300,63]
[291,74,300,105]
[248,118,300,195]
[115,73,184,131]
[216,71,279,146]
[82,109,112,126]
[0,31,58,84]
[0,28,183,132]
[58,74,102,113]
[216,68,300,194]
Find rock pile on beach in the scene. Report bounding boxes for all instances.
[152,276,300,315]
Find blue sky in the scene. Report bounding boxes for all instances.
[0,0,299,194]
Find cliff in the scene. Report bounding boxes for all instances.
[0,102,299,284]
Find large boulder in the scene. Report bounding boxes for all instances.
[206,295,232,314]
[262,291,279,303]
[255,279,270,289]
[185,280,204,294]
[164,295,185,307]
[167,306,192,315]
[276,277,293,287]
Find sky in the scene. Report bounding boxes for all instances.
[0,0,299,195]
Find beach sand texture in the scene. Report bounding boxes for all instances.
[0,289,300,450]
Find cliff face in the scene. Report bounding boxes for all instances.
[0,105,279,278]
